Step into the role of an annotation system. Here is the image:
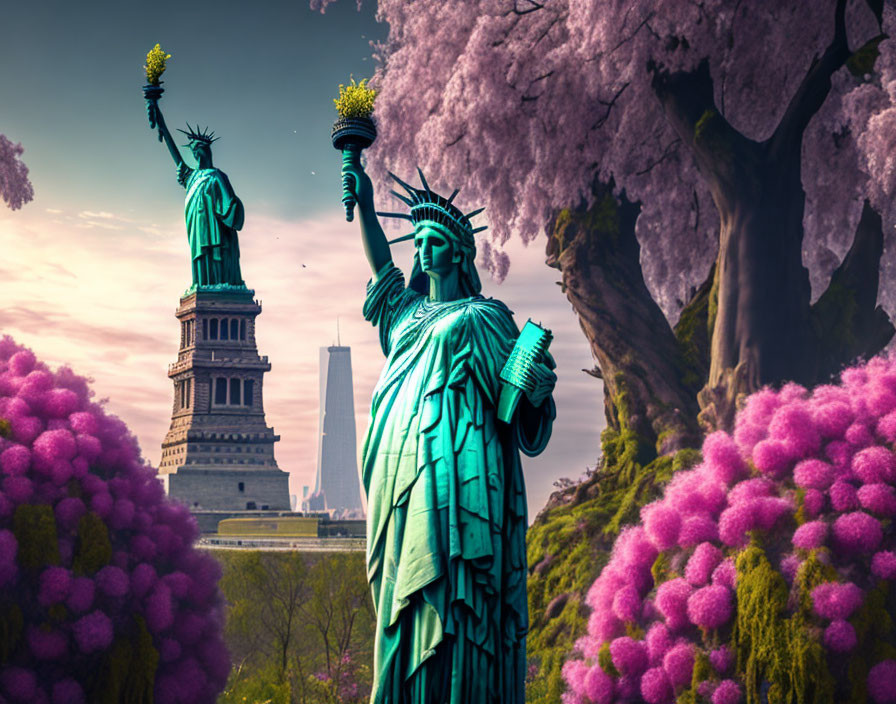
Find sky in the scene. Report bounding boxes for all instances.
[0,0,604,521]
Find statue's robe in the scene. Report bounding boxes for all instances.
[362,263,554,704]
[178,164,245,287]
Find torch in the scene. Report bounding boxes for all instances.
[143,43,171,141]
[331,78,377,222]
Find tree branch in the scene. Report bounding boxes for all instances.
[650,58,747,197]
[811,200,895,378]
[770,0,849,157]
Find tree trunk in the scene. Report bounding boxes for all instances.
[545,181,702,458]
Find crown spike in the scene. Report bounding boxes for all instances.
[416,167,432,196]
[472,225,489,234]
[387,233,417,244]
[445,189,460,205]
[388,171,419,197]
[466,207,486,219]
[376,211,414,221]
[389,190,414,206]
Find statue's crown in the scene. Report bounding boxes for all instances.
[377,169,487,245]
[177,122,219,145]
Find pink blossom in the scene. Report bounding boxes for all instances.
[832,511,883,553]
[95,566,128,597]
[846,422,875,448]
[662,643,694,688]
[858,483,896,516]
[0,666,37,702]
[702,432,747,485]
[610,637,649,676]
[146,583,174,633]
[26,626,67,660]
[54,498,86,530]
[655,579,692,631]
[794,459,835,490]
[769,405,820,457]
[32,430,77,466]
[811,581,864,620]
[678,515,719,546]
[38,567,72,606]
[612,585,642,622]
[727,478,776,505]
[1,445,30,475]
[824,620,857,652]
[792,521,828,550]
[159,638,182,663]
[829,480,860,511]
[65,577,95,613]
[877,410,896,442]
[711,559,737,590]
[640,667,673,704]
[687,585,733,629]
[72,611,112,654]
[718,504,755,547]
[872,551,896,580]
[51,679,85,704]
[853,447,896,484]
[645,623,672,666]
[709,645,733,674]
[643,503,682,551]
[712,680,742,704]
[685,543,723,586]
[752,439,793,477]
[812,402,854,438]
[583,665,614,704]
[802,489,825,518]
[869,660,896,703]
[131,563,157,598]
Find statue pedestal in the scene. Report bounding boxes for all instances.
[158,288,290,511]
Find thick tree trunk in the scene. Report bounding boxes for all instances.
[545,181,702,458]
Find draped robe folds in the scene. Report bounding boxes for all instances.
[179,164,245,287]
[362,263,555,704]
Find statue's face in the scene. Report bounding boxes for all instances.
[189,141,211,162]
[415,226,461,278]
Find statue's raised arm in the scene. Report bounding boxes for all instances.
[145,97,184,171]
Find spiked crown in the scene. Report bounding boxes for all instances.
[376,168,487,246]
[177,123,219,146]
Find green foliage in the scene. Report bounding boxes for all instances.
[72,512,112,575]
[598,640,619,677]
[334,78,376,119]
[87,616,158,704]
[215,550,374,704]
[846,35,885,77]
[0,604,23,665]
[0,418,10,438]
[144,44,171,86]
[219,663,292,704]
[734,544,835,704]
[13,504,59,569]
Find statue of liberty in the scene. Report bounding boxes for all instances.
[343,159,556,703]
[145,100,245,289]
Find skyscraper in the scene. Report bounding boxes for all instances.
[307,345,363,516]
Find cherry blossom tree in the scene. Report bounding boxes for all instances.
[0,135,33,211]
[323,0,896,455]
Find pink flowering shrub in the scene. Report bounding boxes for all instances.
[0,338,228,703]
[564,355,896,703]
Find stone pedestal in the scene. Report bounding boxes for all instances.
[158,287,290,510]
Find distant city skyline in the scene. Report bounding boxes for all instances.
[1,0,603,520]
